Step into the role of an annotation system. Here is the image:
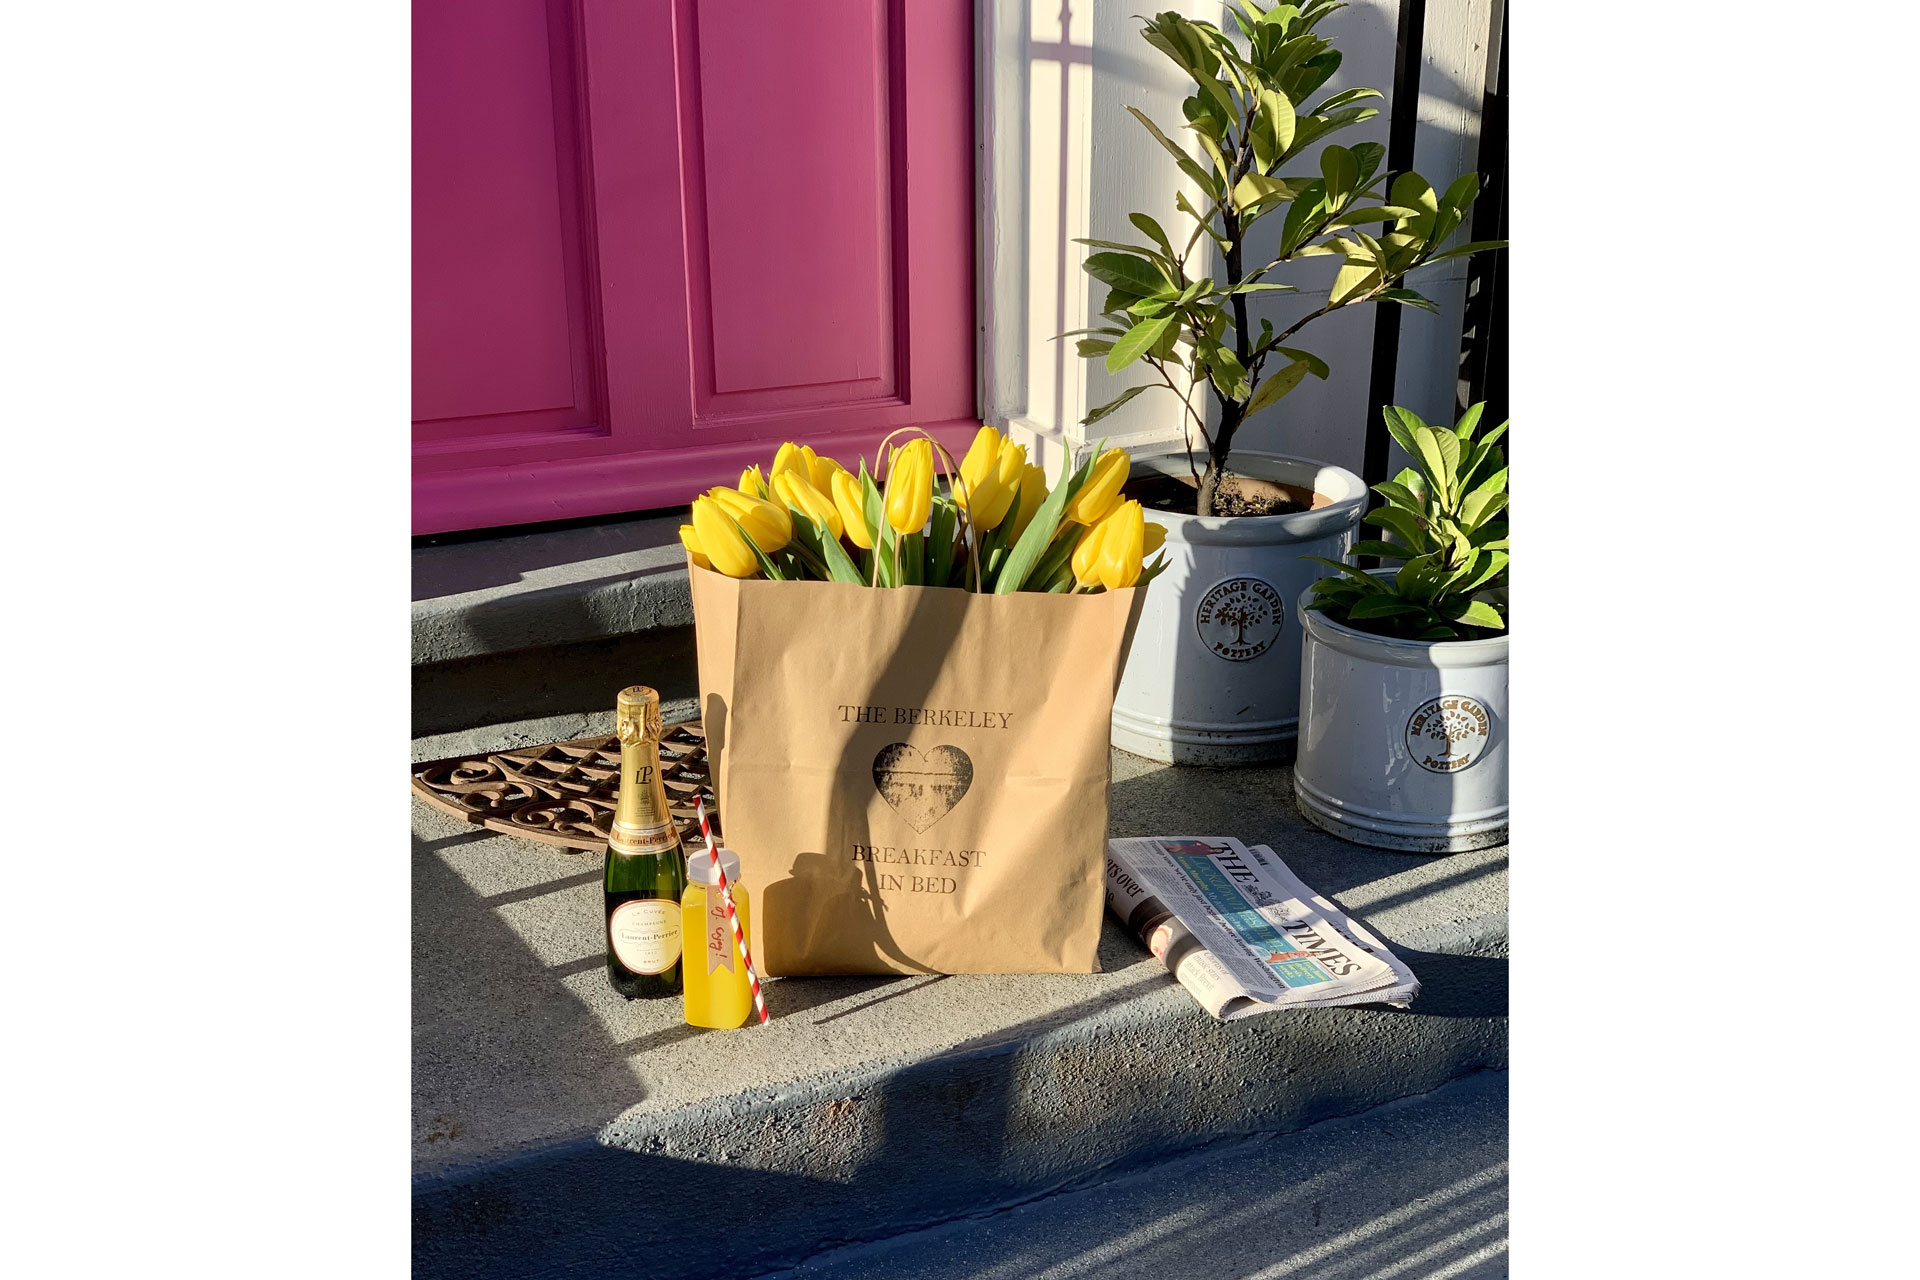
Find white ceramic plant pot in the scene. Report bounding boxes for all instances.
[1110,451,1367,766]
[1292,583,1509,853]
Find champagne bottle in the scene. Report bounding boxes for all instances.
[605,686,687,999]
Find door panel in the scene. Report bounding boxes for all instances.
[412,0,599,443]
[693,0,891,401]
[413,0,975,535]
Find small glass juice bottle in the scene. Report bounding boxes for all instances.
[682,848,753,1029]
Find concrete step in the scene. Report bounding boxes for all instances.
[412,727,1507,1280]
[414,512,691,667]
[413,513,698,738]
[746,1069,1509,1280]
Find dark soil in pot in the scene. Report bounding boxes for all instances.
[1125,469,1323,518]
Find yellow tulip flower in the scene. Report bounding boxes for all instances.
[1070,520,1106,589]
[1065,448,1130,525]
[770,442,806,481]
[678,523,710,571]
[884,439,934,535]
[808,451,847,494]
[980,440,1029,530]
[1095,500,1145,589]
[738,464,770,500]
[1143,520,1167,558]
[1008,464,1049,541]
[706,485,792,552]
[956,426,1001,500]
[773,469,843,541]
[954,428,1027,532]
[1072,500,1146,590]
[690,497,762,578]
[830,467,875,549]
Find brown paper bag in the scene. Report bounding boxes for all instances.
[689,565,1138,975]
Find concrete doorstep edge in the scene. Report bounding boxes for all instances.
[412,926,1508,1280]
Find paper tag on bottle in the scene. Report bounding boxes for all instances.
[706,894,735,975]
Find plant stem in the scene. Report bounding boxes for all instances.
[1142,356,1211,493]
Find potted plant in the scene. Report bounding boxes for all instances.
[1074,2,1504,764]
[1293,403,1508,851]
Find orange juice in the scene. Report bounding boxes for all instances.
[682,848,753,1029]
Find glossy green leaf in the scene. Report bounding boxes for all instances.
[1258,87,1297,158]
[1419,239,1509,265]
[1371,480,1422,510]
[1455,549,1508,595]
[896,531,924,586]
[1304,556,1390,589]
[1129,213,1176,260]
[1084,251,1172,296]
[1364,506,1429,550]
[1459,489,1509,530]
[1443,598,1505,630]
[1379,288,1437,311]
[1329,258,1379,303]
[1320,144,1358,207]
[1074,237,1169,261]
[1327,204,1425,228]
[1381,405,1426,459]
[1390,173,1438,214]
[1278,178,1328,253]
[1195,129,1233,184]
[1269,346,1329,379]
[1245,359,1310,418]
[801,512,864,585]
[1282,104,1376,161]
[928,499,957,588]
[1175,190,1231,247]
[1286,50,1343,103]
[1412,426,1460,492]
[1126,106,1222,197]
[1107,314,1176,372]
[1439,172,1481,214]
[1232,173,1303,215]
[1310,87,1384,117]
[1081,383,1151,426]
[1451,401,1485,441]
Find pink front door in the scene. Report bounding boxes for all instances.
[412,0,977,535]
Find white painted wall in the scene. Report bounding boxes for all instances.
[981,0,1498,481]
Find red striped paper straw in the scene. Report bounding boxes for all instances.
[696,798,768,1025]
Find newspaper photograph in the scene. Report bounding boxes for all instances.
[1106,836,1419,1022]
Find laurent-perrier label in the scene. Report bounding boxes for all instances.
[610,899,682,974]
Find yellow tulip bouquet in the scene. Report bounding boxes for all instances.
[680,427,1169,594]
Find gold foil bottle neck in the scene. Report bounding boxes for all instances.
[610,685,679,857]
[616,685,662,745]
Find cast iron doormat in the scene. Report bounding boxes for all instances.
[410,722,717,853]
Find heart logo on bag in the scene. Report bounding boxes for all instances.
[871,743,974,833]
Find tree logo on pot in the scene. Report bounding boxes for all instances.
[1194,576,1284,661]
[872,743,973,832]
[1405,696,1494,774]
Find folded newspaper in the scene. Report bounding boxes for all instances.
[1106,836,1418,1021]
